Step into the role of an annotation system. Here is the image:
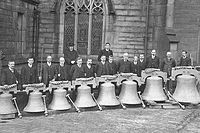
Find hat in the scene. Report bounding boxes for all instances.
[68,43,74,47]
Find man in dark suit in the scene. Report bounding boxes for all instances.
[1,60,20,86]
[39,55,56,87]
[96,55,109,77]
[161,52,176,94]
[64,43,78,66]
[138,54,146,77]
[131,56,139,76]
[146,49,160,69]
[179,50,191,66]
[83,58,95,78]
[1,60,26,110]
[107,55,118,75]
[55,57,71,81]
[39,55,57,106]
[161,52,176,77]
[117,53,131,73]
[21,57,37,85]
[70,57,85,80]
[97,43,113,61]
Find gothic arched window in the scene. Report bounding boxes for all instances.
[63,0,106,55]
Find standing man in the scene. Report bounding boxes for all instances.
[179,50,191,66]
[146,49,160,69]
[64,43,78,66]
[131,56,139,76]
[1,60,26,110]
[98,42,113,61]
[1,60,20,86]
[138,54,146,77]
[117,53,131,73]
[96,55,109,77]
[21,57,37,85]
[83,58,96,78]
[161,52,176,77]
[39,55,56,87]
[55,57,71,81]
[70,57,85,80]
[107,55,118,75]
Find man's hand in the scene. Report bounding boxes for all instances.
[39,76,42,82]
[71,61,75,64]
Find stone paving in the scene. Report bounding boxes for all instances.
[0,106,200,133]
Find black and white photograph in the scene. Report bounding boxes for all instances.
[0,0,200,132]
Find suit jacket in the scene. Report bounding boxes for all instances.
[179,57,191,66]
[1,68,20,85]
[138,60,146,76]
[70,65,85,80]
[131,62,139,76]
[55,64,71,81]
[161,58,176,77]
[117,60,131,73]
[107,61,117,75]
[64,49,78,65]
[41,63,56,86]
[95,62,109,77]
[146,56,160,69]
[21,64,37,84]
[97,49,113,61]
[83,64,95,78]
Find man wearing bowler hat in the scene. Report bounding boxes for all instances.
[64,43,78,66]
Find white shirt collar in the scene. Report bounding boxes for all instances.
[47,62,51,66]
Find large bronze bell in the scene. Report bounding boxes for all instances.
[119,81,141,104]
[0,93,17,115]
[97,82,120,106]
[173,75,200,104]
[142,76,167,101]
[74,85,96,108]
[24,91,45,112]
[48,89,71,110]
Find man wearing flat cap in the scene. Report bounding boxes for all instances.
[64,43,78,67]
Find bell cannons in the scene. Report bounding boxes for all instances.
[23,83,48,116]
[72,77,97,109]
[48,81,71,110]
[171,67,200,104]
[141,69,168,101]
[96,75,120,106]
[118,73,142,105]
[0,84,21,119]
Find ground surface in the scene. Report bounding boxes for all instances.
[0,105,200,133]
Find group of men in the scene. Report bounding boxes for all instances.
[1,42,192,88]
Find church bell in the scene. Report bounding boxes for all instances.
[173,75,200,104]
[97,82,120,106]
[142,76,167,101]
[48,88,71,110]
[24,91,45,112]
[0,93,17,115]
[119,80,141,104]
[74,84,96,108]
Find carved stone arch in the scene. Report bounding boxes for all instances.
[58,0,111,56]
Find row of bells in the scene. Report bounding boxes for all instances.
[1,74,200,114]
